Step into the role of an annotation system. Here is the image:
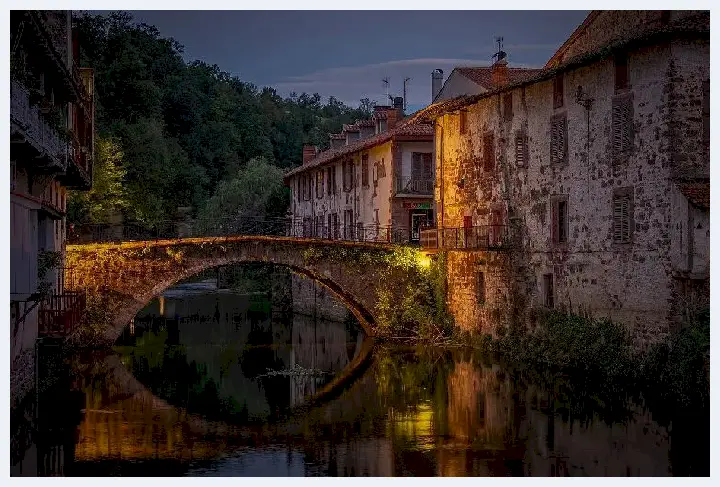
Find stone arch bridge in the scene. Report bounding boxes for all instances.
[65,235,433,342]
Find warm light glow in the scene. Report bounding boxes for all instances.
[417,253,432,269]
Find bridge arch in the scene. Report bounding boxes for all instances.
[65,236,429,343]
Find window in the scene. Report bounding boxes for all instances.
[316,170,324,198]
[551,197,568,245]
[614,51,628,92]
[543,273,554,308]
[326,167,333,195]
[459,110,467,134]
[343,159,354,192]
[374,209,380,235]
[514,131,528,167]
[550,114,567,164]
[553,75,564,109]
[327,213,333,239]
[612,94,634,163]
[344,209,354,239]
[483,133,495,172]
[504,93,513,122]
[361,155,369,187]
[411,153,433,180]
[477,271,486,305]
[613,188,634,244]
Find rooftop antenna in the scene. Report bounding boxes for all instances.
[403,77,411,111]
[493,36,507,63]
[382,77,390,104]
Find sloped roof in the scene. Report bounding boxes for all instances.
[284,119,433,180]
[678,182,710,209]
[329,133,345,140]
[409,11,709,124]
[455,66,543,90]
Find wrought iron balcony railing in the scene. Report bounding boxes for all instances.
[420,225,514,250]
[395,177,434,195]
[10,79,67,170]
[38,291,86,338]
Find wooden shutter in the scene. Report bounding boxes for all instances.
[612,94,634,162]
[551,115,567,164]
[362,155,369,187]
[422,153,433,179]
[459,110,467,134]
[477,272,485,305]
[551,201,558,243]
[613,193,631,243]
[411,152,421,179]
[483,133,495,171]
[515,132,527,167]
[504,93,513,121]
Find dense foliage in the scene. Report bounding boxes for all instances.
[69,12,374,225]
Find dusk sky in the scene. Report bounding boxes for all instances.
[128,10,589,112]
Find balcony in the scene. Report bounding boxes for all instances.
[10,79,68,172]
[38,291,86,338]
[420,226,514,251]
[395,177,434,196]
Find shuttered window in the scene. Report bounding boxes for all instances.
[612,94,634,163]
[459,110,467,134]
[515,131,528,167]
[612,188,633,244]
[483,133,495,171]
[550,114,567,164]
[703,79,710,156]
[361,155,369,187]
[553,75,564,109]
[551,197,568,245]
[504,93,513,121]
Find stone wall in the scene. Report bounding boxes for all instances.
[435,26,709,347]
[290,273,350,322]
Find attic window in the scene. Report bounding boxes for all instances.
[553,75,564,109]
[615,51,628,92]
[504,93,513,121]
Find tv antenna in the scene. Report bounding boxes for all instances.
[382,77,390,103]
[403,77,411,111]
[493,36,507,62]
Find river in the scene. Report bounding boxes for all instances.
[10,268,709,476]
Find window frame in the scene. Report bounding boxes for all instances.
[553,75,564,109]
[551,195,569,246]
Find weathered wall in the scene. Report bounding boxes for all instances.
[65,237,430,342]
[435,32,709,346]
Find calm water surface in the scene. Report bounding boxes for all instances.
[10,272,710,476]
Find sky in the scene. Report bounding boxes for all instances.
[128,10,590,113]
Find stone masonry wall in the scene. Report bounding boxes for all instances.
[436,34,709,347]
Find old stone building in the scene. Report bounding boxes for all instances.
[10,11,95,407]
[412,10,709,347]
[284,100,435,245]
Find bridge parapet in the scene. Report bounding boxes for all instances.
[66,236,438,343]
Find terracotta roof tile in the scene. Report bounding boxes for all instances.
[678,182,710,209]
[356,119,375,128]
[408,12,709,124]
[455,66,543,90]
[284,119,433,179]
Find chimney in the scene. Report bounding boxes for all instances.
[431,69,444,101]
[491,58,509,87]
[302,145,317,165]
[387,108,401,131]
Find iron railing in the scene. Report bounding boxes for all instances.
[68,218,515,250]
[38,291,86,337]
[394,176,434,195]
[420,226,513,250]
[10,79,67,169]
[68,217,419,245]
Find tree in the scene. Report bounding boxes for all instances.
[67,136,128,223]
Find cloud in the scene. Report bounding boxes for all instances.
[270,57,542,109]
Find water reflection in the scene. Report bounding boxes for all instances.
[10,272,709,476]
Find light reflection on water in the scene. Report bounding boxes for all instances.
[10,273,710,476]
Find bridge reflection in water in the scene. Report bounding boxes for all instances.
[13,270,707,476]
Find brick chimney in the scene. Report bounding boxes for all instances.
[386,108,401,131]
[491,58,509,87]
[302,145,317,165]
